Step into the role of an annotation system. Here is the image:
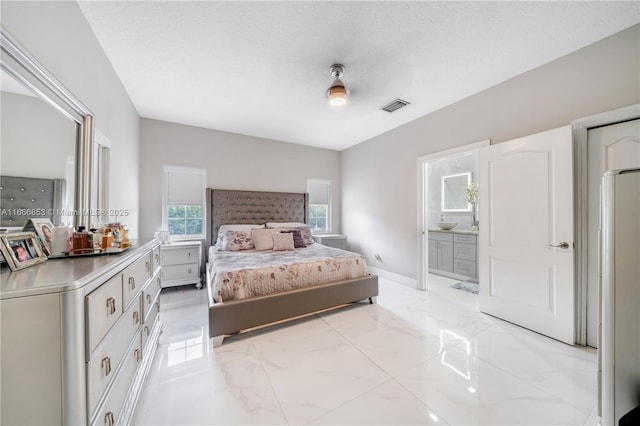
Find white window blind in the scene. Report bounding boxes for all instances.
[167,171,203,205]
[308,181,329,205]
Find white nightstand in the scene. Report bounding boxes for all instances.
[160,240,202,288]
[312,234,347,250]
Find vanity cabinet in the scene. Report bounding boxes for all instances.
[0,239,162,426]
[429,231,478,281]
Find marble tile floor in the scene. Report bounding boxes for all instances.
[133,275,599,425]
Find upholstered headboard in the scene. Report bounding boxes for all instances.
[206,188,308,248]
[0,175,66,228]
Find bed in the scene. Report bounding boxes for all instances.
[0,175,67,228]
[205,188,378,347]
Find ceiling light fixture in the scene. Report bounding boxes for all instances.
[326,64,347,108]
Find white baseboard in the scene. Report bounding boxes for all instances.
[367,266,417,289]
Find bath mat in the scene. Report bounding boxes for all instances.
[450,280,479,294]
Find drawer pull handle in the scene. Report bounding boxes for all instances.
[146,261,150,272]
[145,325,150,336]
[154,253,159,263]
[101,356,112,377]
[106,297,116,315]
[157,277,161,286]
[147,294,151,305]
[187,252,191,258]
[105,411,115,426]
[187,268,192,274]
[156,301,160,311]
[133,310,140,324]
[134,348,141,362]
[129,276,135,290]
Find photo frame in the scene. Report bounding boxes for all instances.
[23,218,54,256]
[0,232,47,271]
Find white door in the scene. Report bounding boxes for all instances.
[586,119,640,347]
[479,125,575,344]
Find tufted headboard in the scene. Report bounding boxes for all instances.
[206,188,308,248]
[0,175,67,228]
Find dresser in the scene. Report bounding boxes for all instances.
[312,234,347,250]
[428,230,478,281]
[0,239,162,426]
[160,240,202,288]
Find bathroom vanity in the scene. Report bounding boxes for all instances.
[428,229,478,281]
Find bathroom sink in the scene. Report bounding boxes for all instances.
[436,222,458,230]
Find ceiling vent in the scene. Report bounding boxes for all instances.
[380,98,410,113]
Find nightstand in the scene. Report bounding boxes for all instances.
[312,234,347,250]
[160,240,202,288]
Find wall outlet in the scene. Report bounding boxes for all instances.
[374,253,382,261]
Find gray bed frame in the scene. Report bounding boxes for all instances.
[205,188,378,347]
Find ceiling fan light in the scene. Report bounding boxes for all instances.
[328,84,347,107]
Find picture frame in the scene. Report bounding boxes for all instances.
[0,232,48,271]
[23,218,54,256]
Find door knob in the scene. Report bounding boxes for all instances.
[549,242,570,249]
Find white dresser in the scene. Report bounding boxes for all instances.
[160,240,202,288]
[312,234,347,250]
[0,239,162,426]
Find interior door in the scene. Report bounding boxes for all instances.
[479,125,575,344]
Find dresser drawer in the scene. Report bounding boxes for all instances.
[142,270,162,322]
[87,295,141,414]
[86,273,123,354]
[162,263,199,282]
[90,331,142,426]
[324,239,346,249]
[142,305,160,351]
[453,242,476,261]
[454,234,477,244]
[453,259,477,278]
[152,246,161,274]
[123,254,152,309]
[161,246,199,265]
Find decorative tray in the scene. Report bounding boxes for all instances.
[48,244,134,259]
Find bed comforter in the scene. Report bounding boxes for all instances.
[208,244,368,302]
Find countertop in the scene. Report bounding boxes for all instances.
[0,238,159,300]
[428,228,479,236]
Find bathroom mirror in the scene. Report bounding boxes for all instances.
[442,172,471,212]
[1,26,94,229]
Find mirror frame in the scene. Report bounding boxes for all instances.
[441,171,472,212]
[1,26,94,229]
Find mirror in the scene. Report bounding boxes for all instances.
[442,172,471,212]
[1,26,94,229]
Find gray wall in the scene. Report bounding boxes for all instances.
[139,119,341,239]
[1,1,141,237]
[342,24,640,280]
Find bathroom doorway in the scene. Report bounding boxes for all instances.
[417,140,489,294]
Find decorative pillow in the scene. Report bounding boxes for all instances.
[282,230,306,248]
[272,232,295,251]
[219,230,254,251]
[269,225,314,245]
[215,224,263,246]
[252,228,278,251]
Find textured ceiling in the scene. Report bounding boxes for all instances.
[77,1,639,151]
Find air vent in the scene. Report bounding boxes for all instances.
[380,98,410,113]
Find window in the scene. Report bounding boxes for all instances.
[307,179,331,234]
[162,166,206,240]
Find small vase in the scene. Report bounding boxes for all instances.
[471,203,479,231]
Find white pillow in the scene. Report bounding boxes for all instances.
[272,232,295,251]
[252,228,278,251]
[266,222,306,227]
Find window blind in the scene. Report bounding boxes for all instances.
[167,170,204,205]
[308,181,329,204]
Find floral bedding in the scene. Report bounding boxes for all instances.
[208,244,368,302]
